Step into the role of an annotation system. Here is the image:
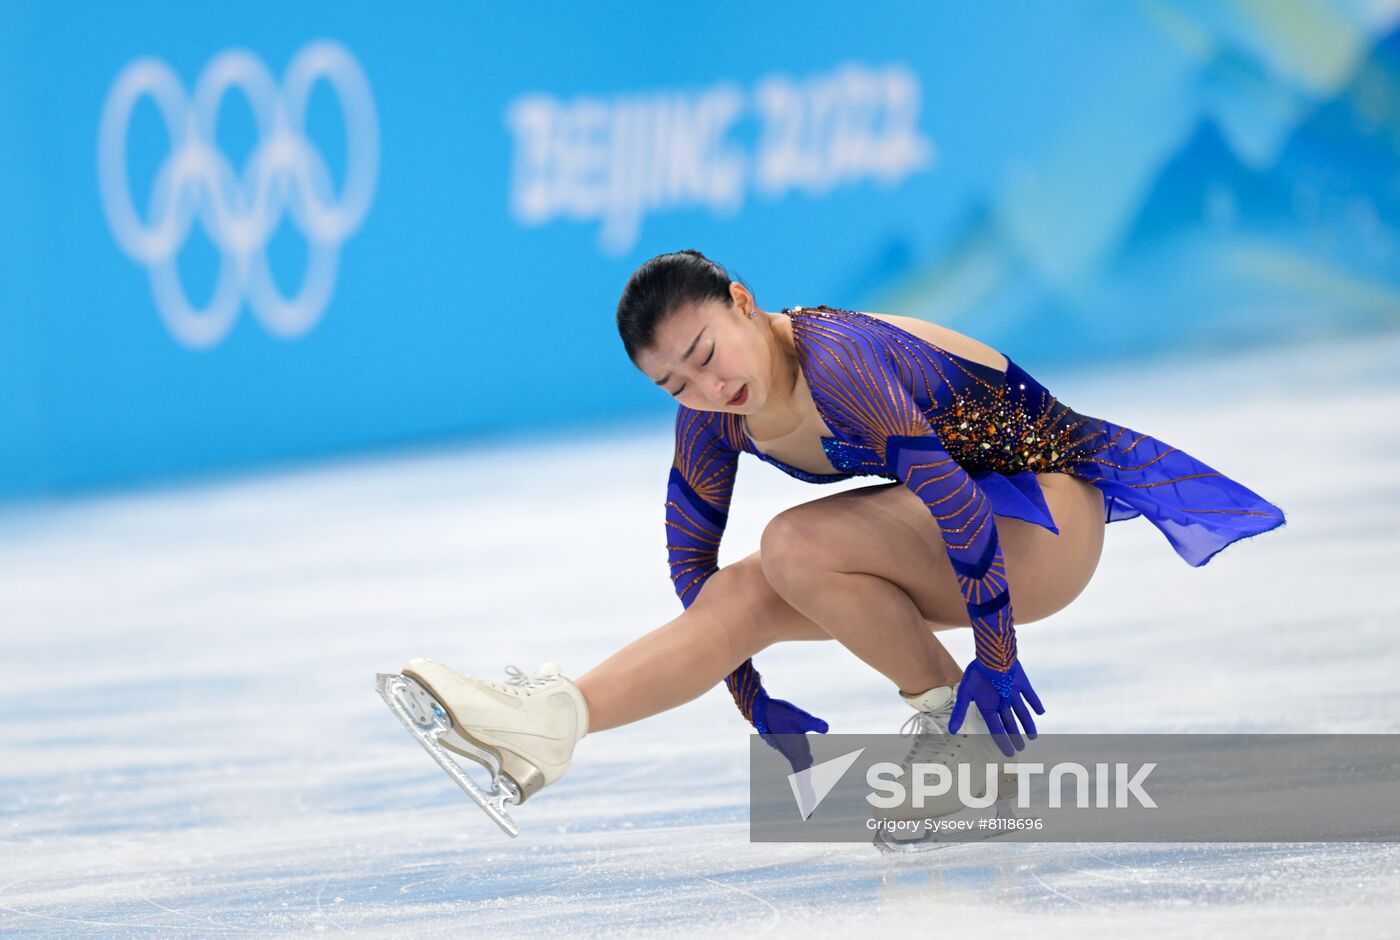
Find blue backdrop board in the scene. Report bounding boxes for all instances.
[2,1,1397,500]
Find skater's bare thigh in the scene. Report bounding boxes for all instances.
[759,472,1106,630]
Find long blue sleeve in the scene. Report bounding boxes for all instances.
[795,314,1020,675]
[663,407,769,727]
[665,407,737,609]
[664,407,828,756]
[884,433,1017,672]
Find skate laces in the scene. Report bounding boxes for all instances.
[503,664,555,692]
[898,705,964,768]
[899,707,951,738]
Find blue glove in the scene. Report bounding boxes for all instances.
[947,660,1044,757]
[754,692,829,775]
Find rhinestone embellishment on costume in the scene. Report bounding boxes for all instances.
[930,386,1085,476]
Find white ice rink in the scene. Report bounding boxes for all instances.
[3,333,1399,937]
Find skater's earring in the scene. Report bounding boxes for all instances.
[746,309,756,319]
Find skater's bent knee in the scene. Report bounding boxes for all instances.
[698,553,815,652]
[695,554,776,621]
[759,510,841,596]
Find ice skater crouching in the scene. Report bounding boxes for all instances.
[382,249,1285,835]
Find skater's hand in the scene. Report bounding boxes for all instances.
[761,695,829,736]
[948,660,1044,757]
[756,693,829,775]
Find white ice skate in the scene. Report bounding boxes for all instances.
[872,682,1020,855]
[376,658,589,837]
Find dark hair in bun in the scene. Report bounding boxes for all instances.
[616,250,749,363]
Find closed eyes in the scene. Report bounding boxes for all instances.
[671,344,715,396]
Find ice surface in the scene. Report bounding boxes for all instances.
[2,334,1399,937]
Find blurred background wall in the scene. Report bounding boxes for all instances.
[1,0,1397,502]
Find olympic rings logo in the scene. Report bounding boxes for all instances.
[98,41,379,349]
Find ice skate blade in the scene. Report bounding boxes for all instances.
[375,672,523,838]
[872,797,1019,855]
[400,662,550,804]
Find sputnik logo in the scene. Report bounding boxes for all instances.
[788,747,865,820]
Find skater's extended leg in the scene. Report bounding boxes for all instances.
[386,474,1102,816]
[576,552,839,733]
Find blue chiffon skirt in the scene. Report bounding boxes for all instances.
[973,358,1287,567]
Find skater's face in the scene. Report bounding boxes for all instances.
[636,282,775,415]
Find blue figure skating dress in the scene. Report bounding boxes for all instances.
[663,305,1286,757]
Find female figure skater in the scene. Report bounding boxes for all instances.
[390,249,1285,821]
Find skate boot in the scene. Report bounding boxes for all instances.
[376,659,589,837]
[871,682,1020,853]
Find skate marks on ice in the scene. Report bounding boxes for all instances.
[3,821,1399,937]
[3,333,1400,935]
[861,842,1400,934]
